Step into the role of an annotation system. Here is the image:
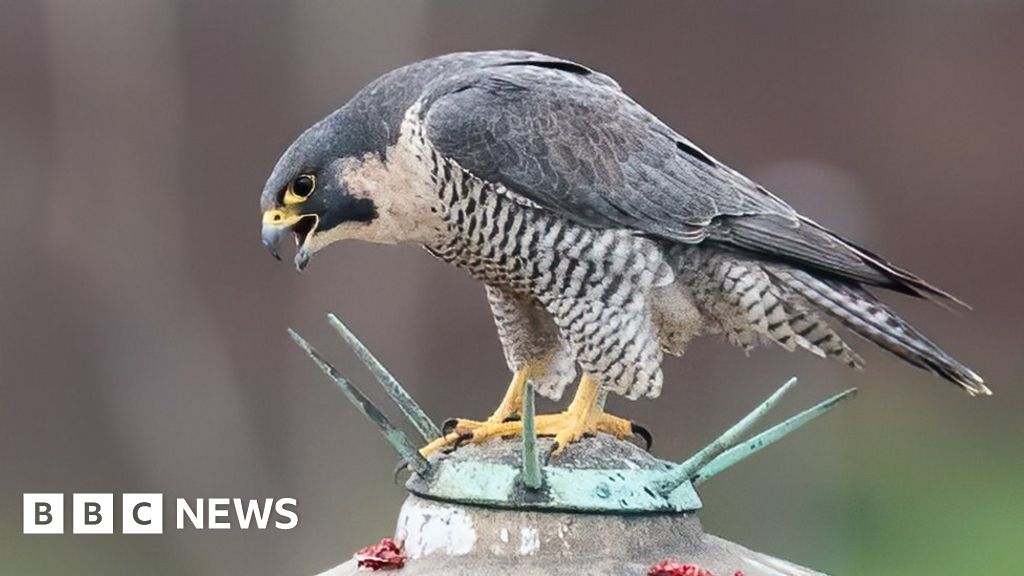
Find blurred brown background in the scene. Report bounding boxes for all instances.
[2,1,1022,574]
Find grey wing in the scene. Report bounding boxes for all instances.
[421,59,960,303]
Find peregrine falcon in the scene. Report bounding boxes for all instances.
[261,51,987,455]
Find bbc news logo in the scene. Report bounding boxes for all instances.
[23,494,298,534]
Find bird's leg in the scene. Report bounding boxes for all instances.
[420,366,532,456]
[484,366,530,423]
[444,367,530,429]
[545,373,639,456]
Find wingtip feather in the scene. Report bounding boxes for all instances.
[958,371,991,397]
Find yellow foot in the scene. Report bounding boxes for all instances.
[420,366,531,457]
[419,416,522,457]
[543,408,648,456]
[418,411,650,458]
[538,373,654,456]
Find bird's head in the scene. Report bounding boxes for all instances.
[260,117,381,271]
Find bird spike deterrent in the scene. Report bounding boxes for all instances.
[290,314,856,513]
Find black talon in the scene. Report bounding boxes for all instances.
[630,421,653,451]
[440,430,475,455]
[543,442,559,464]
[393,461,411,484]
[452,430,474,449]
[503,414,521,423]
[441,418,460,436]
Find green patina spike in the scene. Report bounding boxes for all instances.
[288,329,430,475]
[653,377,799,496]
[327,314,441,442]
[519,381,544,490]
[692,387,857,486]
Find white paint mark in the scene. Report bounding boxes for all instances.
[519,526,540,555]
[396,500,477,559]
[499,527,510,543]
[557,523,572,549]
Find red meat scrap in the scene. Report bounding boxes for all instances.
[647,561,713,576]
[354,538,406,571]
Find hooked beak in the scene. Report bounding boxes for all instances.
[261,208,319,271]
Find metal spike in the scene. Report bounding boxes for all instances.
[327,314,441,442]
[693,388,857,486]
[288,329,430,475]
[520,381,543,490]
[653,377,799,496]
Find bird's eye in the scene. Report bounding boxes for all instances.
[291,174,316,198]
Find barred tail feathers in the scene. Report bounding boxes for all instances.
[774,268,989,396]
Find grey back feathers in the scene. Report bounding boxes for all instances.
[419,55,963,304]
